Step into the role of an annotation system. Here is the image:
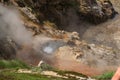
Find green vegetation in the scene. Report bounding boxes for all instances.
[40,63,54,71]
[54,70,87,78]
[95,71,114,80]
[0,60,81,80]
[53,70,88,80]
[0,60,30,69]
[0,60,115,80]
[0,59,116,80]
[0,70,85,80]
[0,71,67,80]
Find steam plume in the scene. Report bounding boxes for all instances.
[0,4,33,45]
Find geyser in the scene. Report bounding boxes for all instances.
[42,40,65,55]
[43,46,54,54]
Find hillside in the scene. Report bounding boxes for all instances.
[0,0,120,80]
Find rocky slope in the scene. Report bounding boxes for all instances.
[2,0,117,25]
[0,0,120,77]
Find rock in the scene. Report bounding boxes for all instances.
[18,69,32,73]
[111,0,120,12]
[0,0,119,77]
[20,7,39,22]
[37,60,44,67]
[78,0,117,23]
[71,32,80,40]
[2,0,116,25]
[41,71,68,79]
[0,37,17,59]
[54,39,120,76]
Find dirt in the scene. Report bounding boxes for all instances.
[1,0,120,77]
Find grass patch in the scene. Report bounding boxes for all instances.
[0,60,88,80]
[0,70,71,80]
[0,60,30,69]
[56,70,87,77]
[40,63,54,71]
[52,69,87,80]
[95,72,114,80]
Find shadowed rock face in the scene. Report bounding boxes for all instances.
[3,0,117,25]
[0,0,117,60]
[0,38,16,59]
[79,0,117,23]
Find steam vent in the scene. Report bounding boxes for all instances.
[0,0,120,80]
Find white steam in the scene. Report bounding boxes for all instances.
[43,46,53,54]
[0,4,33,45]
[42,40,65,54]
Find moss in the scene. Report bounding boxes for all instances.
[94,71,114,80]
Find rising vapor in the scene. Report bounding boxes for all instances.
[0,4,33,45]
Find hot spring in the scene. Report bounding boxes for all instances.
[42,40,65,55]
